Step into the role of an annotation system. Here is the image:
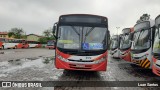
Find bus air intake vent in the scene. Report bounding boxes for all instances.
[68,59,93,62]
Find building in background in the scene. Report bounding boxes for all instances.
[27,34,43,41]
[0,32,8,38]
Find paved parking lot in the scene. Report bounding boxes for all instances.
[0,49,160,90]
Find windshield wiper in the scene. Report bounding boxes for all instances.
[84,27,95,43]
[71,26,80,36]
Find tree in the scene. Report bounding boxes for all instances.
[8,28,24,39]
[43,28,53,37]
[8,32,14,38]
[136,14,150,23]
[38,28,55,44]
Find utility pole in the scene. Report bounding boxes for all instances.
[116,27,120,35]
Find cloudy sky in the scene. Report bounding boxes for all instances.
[0,0,160,35]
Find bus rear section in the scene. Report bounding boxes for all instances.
[110,35,120,59]
[119,28,134,62]
[0,38,5,49]
[46,40,55,49]
[131,20,155,69]
[53,14,109,71]
[14,39,26,49]
[36,42,42,48]
[152,15,160,76]
[27,41,40,48]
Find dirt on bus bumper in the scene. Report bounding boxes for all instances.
[55,59,107,71]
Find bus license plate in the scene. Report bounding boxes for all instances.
[76,64,85,67]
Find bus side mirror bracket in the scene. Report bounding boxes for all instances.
[158,25,160,39]
[52,23,58,40]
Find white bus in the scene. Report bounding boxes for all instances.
[152,15,160,76]
[110,35,120,58]
[131,20,155,69]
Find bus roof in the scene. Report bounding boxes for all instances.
[60,14,108,19]
[155,15,160,27]
[58,14,108,27]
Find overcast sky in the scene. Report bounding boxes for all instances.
[0,0,160,35]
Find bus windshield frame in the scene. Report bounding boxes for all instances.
[132,21,151,51]
[120,33,132,50]
[153,25,160,55]
[56,14,109,53]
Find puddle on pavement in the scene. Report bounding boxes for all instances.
[0,57,55,74]
[0,51,16,55]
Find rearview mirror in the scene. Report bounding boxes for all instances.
[52,22,58,40]
[158,28,160,39]
[53,23,57,34]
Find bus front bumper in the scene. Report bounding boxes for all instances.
[131,58,151,69]
[55,59,107,71]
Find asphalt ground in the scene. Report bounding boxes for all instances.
[0,48,160,90]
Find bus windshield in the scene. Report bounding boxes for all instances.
[132,29,150,50]
[153,27,160,54]
[120,34,131,50]
[57,26,107,50]
[47,41,55,46]
[110,39,118,49]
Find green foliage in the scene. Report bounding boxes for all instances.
[38,37,48,44]
[8,32,14,38]
[38,28,55,44]
[8,28,24,39]
[43,28,53,37]
[38,36,55,44]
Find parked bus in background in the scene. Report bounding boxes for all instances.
[110,35,120,59]
[2,38,26,49]
[119,28,134,62]
[27,41,41,48]
[46,40,55,49]
[131,20,155,69]
[53,14,110,71]
[152,15,160,76]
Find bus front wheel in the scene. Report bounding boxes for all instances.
[2,45,4,49]
[14,46,17,49]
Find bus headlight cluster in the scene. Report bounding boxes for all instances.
[140,54,148,60]
[57,54,68,62]
[94,56,106,64]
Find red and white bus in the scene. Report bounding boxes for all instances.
[27,41,41,48]
[131,20,155,69]
[119,28,134,62]
[152,15,160,76]
[53,14,109,71]
[2,38,26,49]
[46,40,55,49]
[110,35,120,59]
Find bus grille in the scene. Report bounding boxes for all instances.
[68,59,93,62]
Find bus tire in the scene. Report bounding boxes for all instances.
[14,46,17,49]
[2,45,4,49]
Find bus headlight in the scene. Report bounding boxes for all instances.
[94,56,106,64]
[57,54,68,62]
[140,54,148,60]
